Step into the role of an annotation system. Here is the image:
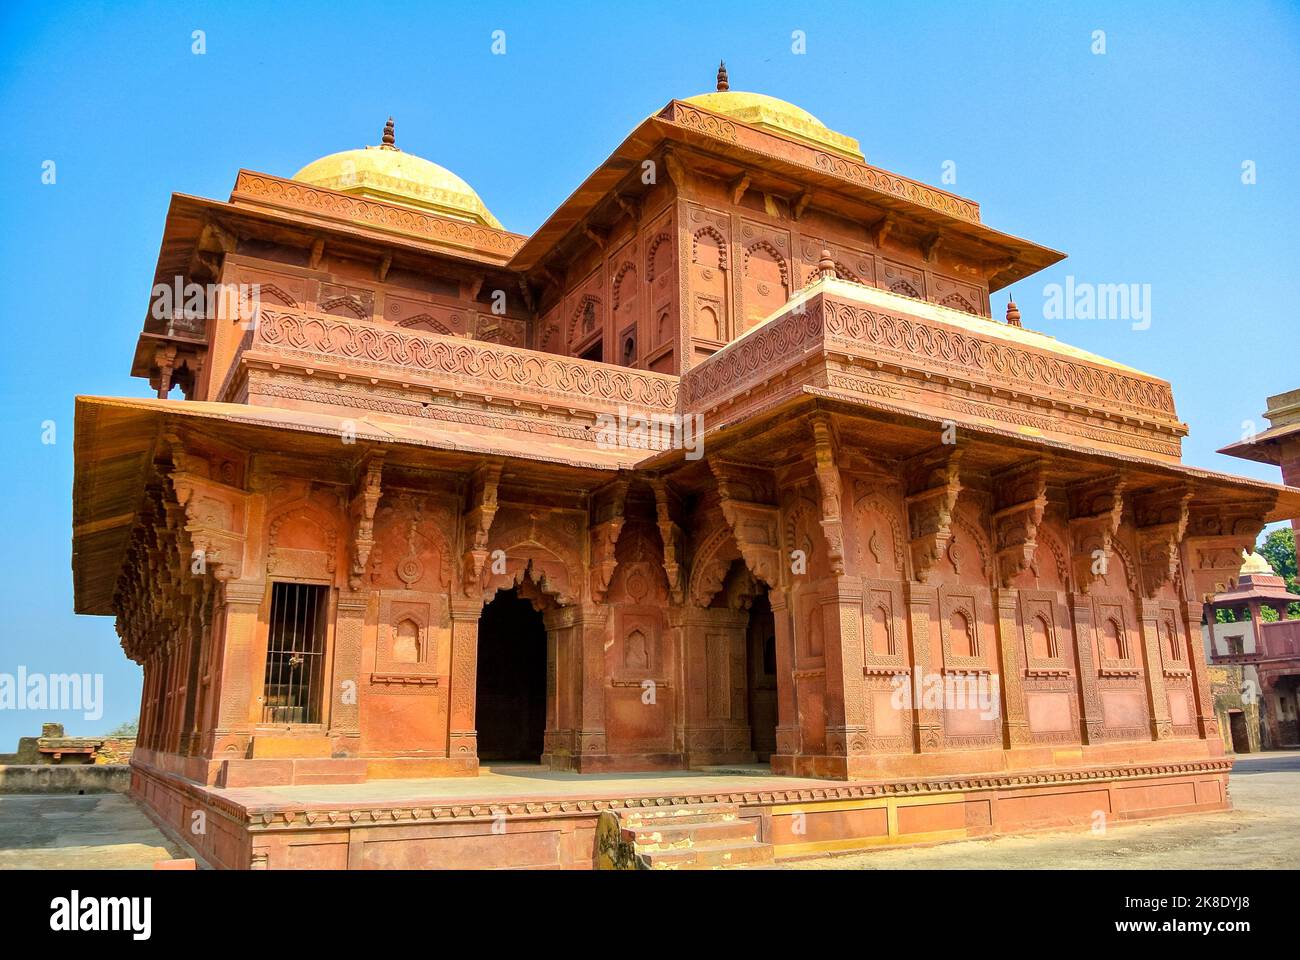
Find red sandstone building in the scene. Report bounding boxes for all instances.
[72,69,1300,868]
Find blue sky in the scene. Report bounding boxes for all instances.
[0,1,1297,744]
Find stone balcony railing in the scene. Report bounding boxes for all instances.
[221,309,680,420]
[679,277,1186,463]
[213,280,1186,465]
[1258,619,1300,659]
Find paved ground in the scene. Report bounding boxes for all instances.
[224,761,826,807]
[0,793,182,870]
[2,752,1297,868]
[780,750,1300,869]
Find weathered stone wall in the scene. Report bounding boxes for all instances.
[0,764,131,794]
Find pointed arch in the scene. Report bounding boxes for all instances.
[743,239,790,289]
[692,225,729,270]
[646,232,673,280]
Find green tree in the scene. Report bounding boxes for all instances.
[1258,527,1300,617]
[105,720,138,738]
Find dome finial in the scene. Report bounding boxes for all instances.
[1005,298,1022,327]
[716,60,729,92]
[819,248,837,280]
[381,116,396,148]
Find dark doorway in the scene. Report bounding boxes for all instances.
[746,592,778,760]
[475,588,547,762]
[1228,710,1250,754]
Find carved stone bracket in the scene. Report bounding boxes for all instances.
[1067,475,1126,594]
[347,452,385,591]
[516,276,536,315]
[614,192,641,224]
[810,416,846,575]
[589,476,629,602]
[992,460,1047,588]
[729,172,751,206]
[904,447,962,583]
[661,150,689,195]
[460,461,502,594]
[1133,483,1192,598]
[650,477,685,604]
[164,435,247,583]
[1182,497,1274,603]
[710,460,781,587]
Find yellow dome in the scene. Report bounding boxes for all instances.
[683,88,864,162]
[292,119,503,229]
[1240,551,1275,576]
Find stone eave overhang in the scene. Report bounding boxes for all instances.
[130,188,527,379]
[508,101,1066,291]
[638,386,1300,524]
[71,393,647,616]
[1218,421,1300,466]
[1209,584,1300,606]
[228,170,527,261]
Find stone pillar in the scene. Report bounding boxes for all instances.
[666,605,689,759]
[1185,600,1218,740]
[162,635,181,755]
[447,598,483,764]
[906,582,940,751]
[993,587,1030,747]
[769,588,800,770]
[685,604,755,764]
[209,580,265,757]
[139,655,157,750]
[575,602,611,765]
[143,648,159,752]
[197,600,226,748]
[1138,597,1173,739]
[327,590,367,755]
[178,589,209,757]
[1069,595,1104,744]
[820,575,867,770]
[542,604,577,768]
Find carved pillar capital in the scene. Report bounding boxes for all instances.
[810,415,846,576]
[709,459,782,588]
[347,453,385,591]
[650,477,685,605]
[460,460,502,595]
[1181,497,1273,602]
[992,460,1048,588]
[904,446,962,584]
[589,476,629,603]
[1067,474,1126,594]
[165,439,248,583]
[1133,483,1192,599]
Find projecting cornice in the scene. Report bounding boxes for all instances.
[508,102,1065,290]
[679,278,1184,463]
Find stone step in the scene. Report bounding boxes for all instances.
[620,817,758,851]
[637,839,774,870]
[620,803,741,827]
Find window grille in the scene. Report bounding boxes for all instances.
[262,582,328,724]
